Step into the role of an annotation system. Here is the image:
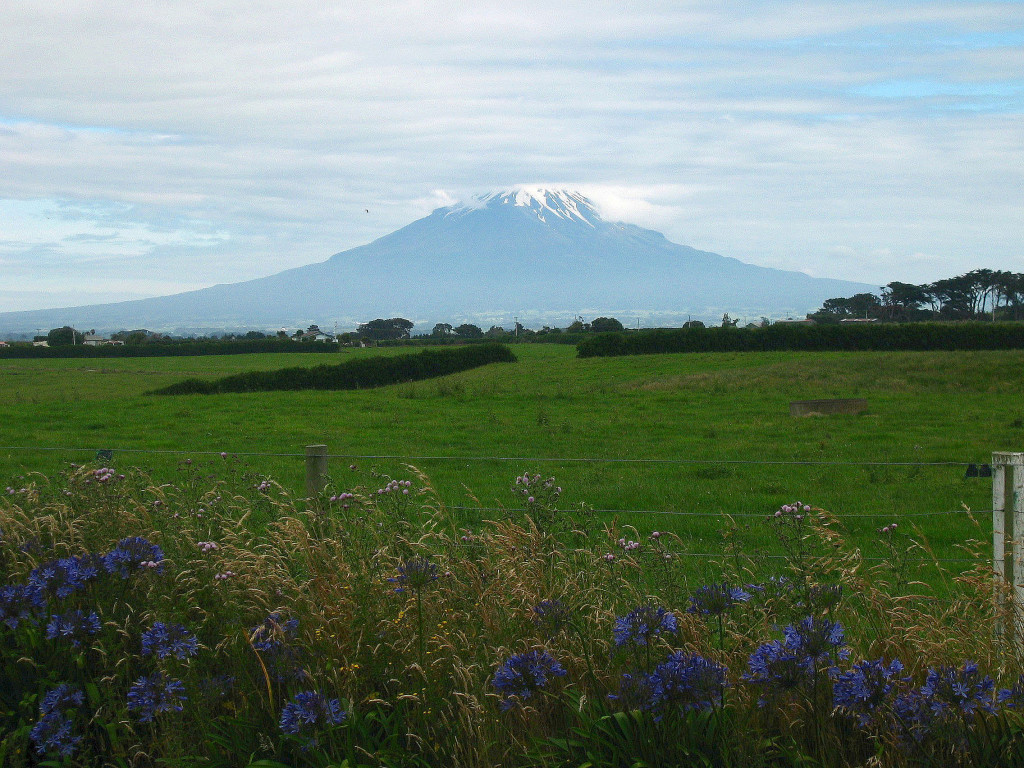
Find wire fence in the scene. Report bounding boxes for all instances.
[1,443,1001,570]
[0,444,979,467]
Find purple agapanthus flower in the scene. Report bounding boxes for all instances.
[103,537,164,578]
[389,556,438,593]
[279,690,346,749]
[998,674,1024,708]
[142,622,199,660]
[0,582,46,629]
[46,610,101,647]
[744,639,809,706]
[644,652,729,719]
[833,657,907,726]
[30,684,85,757]
[29,554,103,598]
[687,583,751,616]
[492,650,568,710]
[127,673,187,722]
[919,661,996,717]
[613,606,678,649]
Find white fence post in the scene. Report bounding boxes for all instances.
[993,452,1024,644]
[305,444,329,499]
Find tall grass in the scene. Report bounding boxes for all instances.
[3,462,1024,766]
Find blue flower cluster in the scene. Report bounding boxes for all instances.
[613,606,678,649]
[30,554,103,598]
[0,582,45,629]
[390,556,438,593]
[833,657,907,726]
[644,652,729,720]
[745,618,847,705]
[127,672,187,722]
[30,684,84,757]
[46,609,101,647]
[998,674,1024,708]
[142,621,199,660]
[279,690,347,749]
[492,650,568,710]
[687,584,751,616]
[103,536,164,578]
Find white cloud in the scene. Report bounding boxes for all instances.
[0,1,1022,310]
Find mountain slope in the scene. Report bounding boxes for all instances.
[0,187,875,333]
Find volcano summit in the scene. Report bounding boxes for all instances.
[0,187,873,334]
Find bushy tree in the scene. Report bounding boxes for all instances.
[46,327,84,346]
[454,323,483,338]
[591,317,624,333]
[357,318,414,341]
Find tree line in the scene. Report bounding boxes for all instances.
[815,269,1024,322]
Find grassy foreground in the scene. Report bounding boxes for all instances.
[1,463,1024,766]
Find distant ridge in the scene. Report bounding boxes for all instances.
[0,187,875,334]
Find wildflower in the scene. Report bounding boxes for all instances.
[687,583,751,616]
[744,640,809,706]
[644,652,729,719]
[783,616,848,668]
[389,556,438,593]
[532,600,571,639]
[30,684,84,757]
[613,606,678,649]
[746,617,849,705]
[919,661,996,717]
[127,673,187,722]
[492,650,568,710]
[103,537,164,578]
[46,610,101,647]
[142,622,199,660]
[279,691,346,749]
[998,674,1024,708]
[833,658,907,726]
[0,582,46,629]
[29,554,103,598]
[602,553,615,563]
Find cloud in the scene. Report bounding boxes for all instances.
[0,1,1022,310]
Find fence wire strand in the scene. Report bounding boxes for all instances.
[0,444,977,467]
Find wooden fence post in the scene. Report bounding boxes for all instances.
[993,452,1024,644]
[305,444,329,498]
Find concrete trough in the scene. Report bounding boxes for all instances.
[789,398,868,417]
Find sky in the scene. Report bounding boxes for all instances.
[1,1,1022,312]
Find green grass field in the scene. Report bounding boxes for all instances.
[2,344,1020,573]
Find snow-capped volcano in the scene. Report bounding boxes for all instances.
[0,188,875,334]
[448,187,599,227]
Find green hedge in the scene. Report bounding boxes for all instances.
[0,338,347,359]
[577,322,1024,358]
[149,343,517,395]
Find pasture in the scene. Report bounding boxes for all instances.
[1,344,1019,572]
[4,344,1024,766]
